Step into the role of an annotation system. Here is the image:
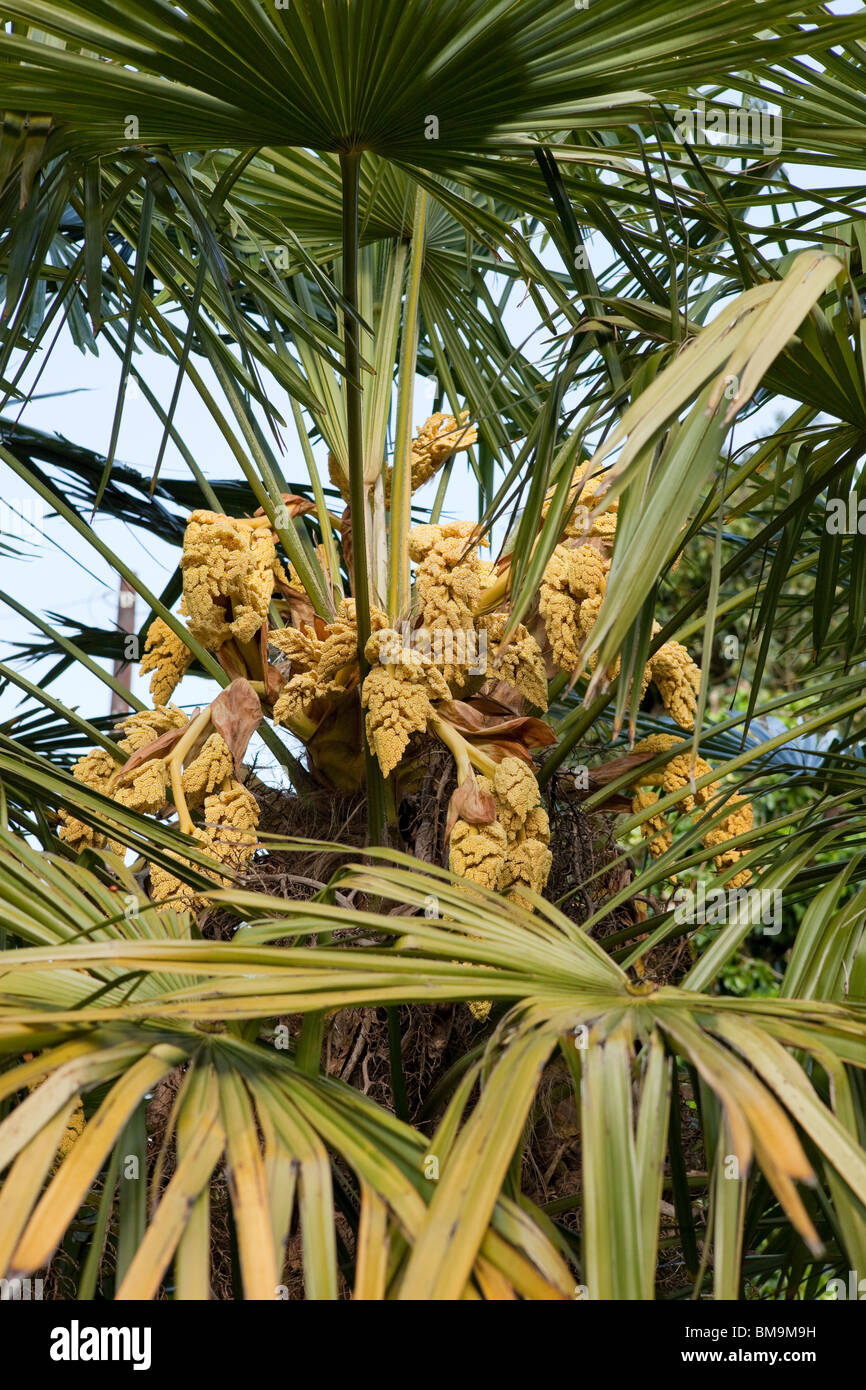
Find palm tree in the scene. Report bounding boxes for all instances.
[2,0,866,1299]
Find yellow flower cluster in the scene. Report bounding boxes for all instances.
[59,702,260,912]
[181,510,277,649]
[271,672,319,730]
[447,759,551,1021]
[647,637,701,731]
[317,598,388,692]
[361,629,451,777]
[113,758,169,816]
[478,612,548,711]
[268,623,324,673]
[448,819,508,890]
[116,705,188,751]
[385,412,477,502]
[140,617,194,706]
[536,457,704,728]
[409,520,490,688]
[59,707,187,850]
[139,509,345,714]
[628,734,752,884]
[271,600,388,731]
[409,520,487,616]
[557,461,620,550]
[59,1103,86,1157]
[702,795,754,888]
[25,1081,85,1161]
[628,734,711,858]
[538,543,608,673]
[449,757,551,910]
[327,450,350,504]
[148,781,260,911]
[492,758,552,909]
[328,414,477,505]
[539,544,701,729]
[58,748,121,851]
[492,756,543,837]
[181,733,234,805]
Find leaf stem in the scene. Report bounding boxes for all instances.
[341,151,386,845]
[389,188,427,622]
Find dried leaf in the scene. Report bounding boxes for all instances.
[215,640,249,683]
[209,679,263,772]
[585,750,657,787]
[273,584,317,628]
[439,700,556,748]
[562,749,660,810]
[436,699,505,734]
[109,720,195,786]
[472,739,536,768]
[462,694,521,719]
[482,680,525,715]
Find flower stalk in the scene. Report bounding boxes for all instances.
[165,707,212,835]
[428,712,498,783]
